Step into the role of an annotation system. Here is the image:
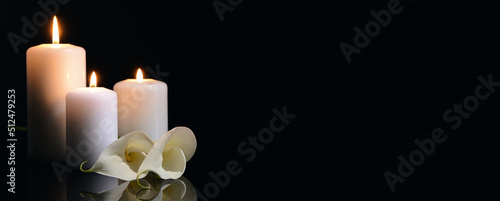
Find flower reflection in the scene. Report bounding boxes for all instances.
[79,173,196,201]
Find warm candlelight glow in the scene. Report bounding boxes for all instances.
[52,16,59,44]
[137,68,143,83]
[90,71,97,87]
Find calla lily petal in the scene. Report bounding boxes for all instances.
[164,127,197,161]
[162,179,187,200]
[81,131,154,181]
[137,127,192,182]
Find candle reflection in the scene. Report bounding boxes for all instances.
[28,161,66,201]
[28,161,196,201]
[76,174,196,201]
[67,170,118,201]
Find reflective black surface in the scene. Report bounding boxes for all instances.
[4,0,500,200]
[28,161,196,201]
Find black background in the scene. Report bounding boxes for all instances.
[2,0,500,200]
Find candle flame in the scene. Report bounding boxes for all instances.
[137,68,143,83]
[52,16,59,44]
[90,71,97,87]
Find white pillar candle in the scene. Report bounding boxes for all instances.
[66,72,118,167]
[26,16,85,162]
[113,69,168,140]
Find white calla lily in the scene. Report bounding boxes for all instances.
[136,127,196,187]
[80,127,197,186]
[165,127,197,162]
[80,131,154,181]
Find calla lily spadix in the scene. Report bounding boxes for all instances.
[80,127,197,187]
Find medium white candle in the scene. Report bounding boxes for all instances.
[66,72,118,167]
[113,69,168,140]
[26,16,85,162]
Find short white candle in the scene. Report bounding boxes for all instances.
[113,69,168,140]
[66,72,118,167]
[26,16,85,162]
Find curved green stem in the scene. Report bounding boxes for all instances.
[80,192,89,198]
[80,161,93,173]
[136,170,151,189]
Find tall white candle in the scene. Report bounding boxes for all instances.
[66,72,118,167]
[26,16,85,162]
[113,69,168,140]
